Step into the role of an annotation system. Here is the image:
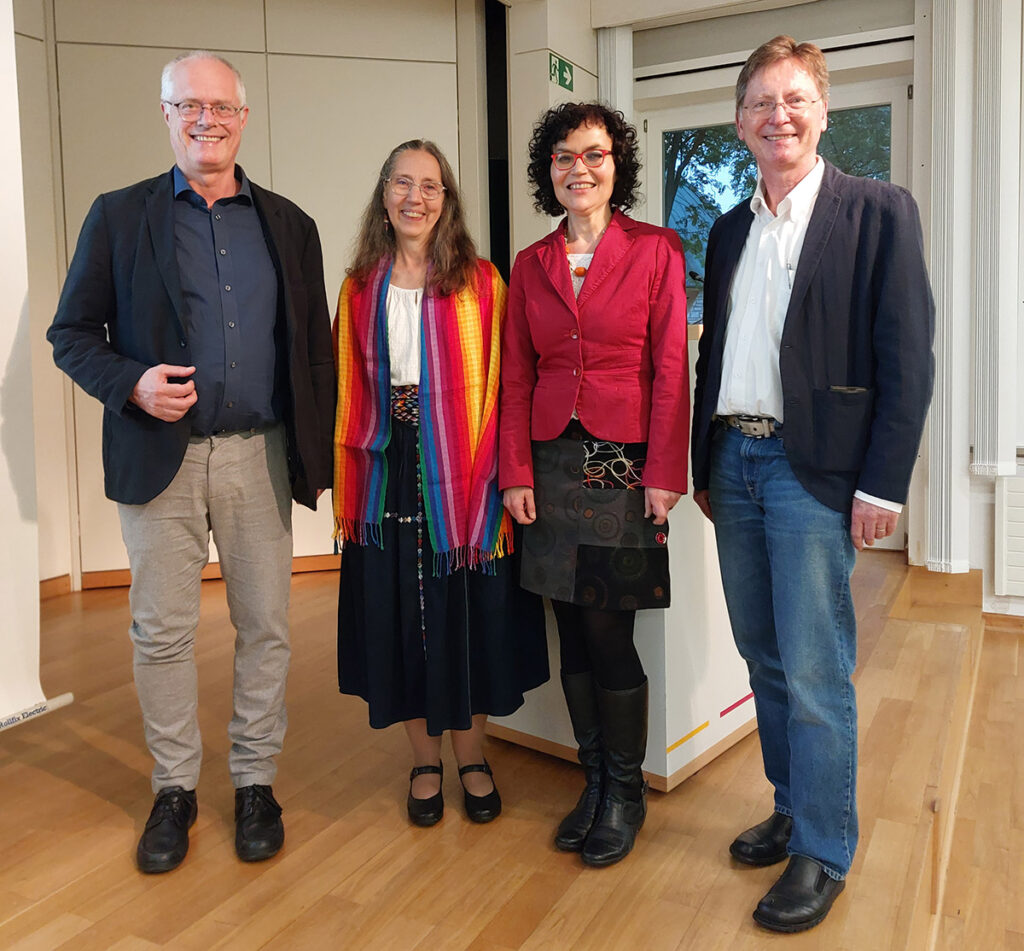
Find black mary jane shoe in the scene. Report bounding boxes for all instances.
[729,811,793,867]
[752,855,846,933]
[458,761,502,823]
[407,764,444,827]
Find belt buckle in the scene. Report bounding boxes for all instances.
[730,415,775,438]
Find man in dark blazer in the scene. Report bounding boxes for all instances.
[691,36,934,933]
[47,51,335,874]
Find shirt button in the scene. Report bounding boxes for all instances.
[219,249,227,255]
[225,285,232,291]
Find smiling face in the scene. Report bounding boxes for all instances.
[162,57,248,182]
[383,149,445,249]
[550,122,616,219]
[736,57,827,181]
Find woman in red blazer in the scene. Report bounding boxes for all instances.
[500,102,689,867]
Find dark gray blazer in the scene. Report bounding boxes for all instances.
[691,160,935,513]
[48,168,336,508]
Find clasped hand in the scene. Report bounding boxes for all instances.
[129,364,197,422]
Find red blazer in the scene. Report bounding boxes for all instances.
[499,210,689,493]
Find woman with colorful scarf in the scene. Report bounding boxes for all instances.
[334,140,547,827]
[500,104,689,867]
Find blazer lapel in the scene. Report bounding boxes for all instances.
[145,171,186,330]
[576,210,633,310]
[536,224,579,315]
[784,170,840,327]
[712,207,754,350]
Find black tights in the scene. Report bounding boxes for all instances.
[551,599,645,691]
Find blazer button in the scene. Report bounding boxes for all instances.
[573,367,580,376]
[179,340,186,348]
[571,330,579,339]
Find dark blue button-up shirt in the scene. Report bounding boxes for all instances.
[173,165,279,436]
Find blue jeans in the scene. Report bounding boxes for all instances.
[709,424,858,879]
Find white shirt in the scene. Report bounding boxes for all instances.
[567,253,593,297]
[716,157,824,422]
[386,284,422,386]
[716,158,900,514]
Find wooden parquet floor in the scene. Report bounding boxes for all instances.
[0,553,1013,950]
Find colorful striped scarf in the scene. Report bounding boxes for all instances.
[333,258,513,574]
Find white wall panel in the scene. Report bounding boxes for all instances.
[54,0,265,51]
[267,54,459,306]
[266,0,456,60]
[13,0,42,38]
[16,34,69,581]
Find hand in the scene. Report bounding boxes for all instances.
[503,486,536,525]
[129,365,197,422]
[850,497,899,551]
[694,489,713,523]
[644,486,682,525]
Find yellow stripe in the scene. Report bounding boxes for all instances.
[666,721,709,754]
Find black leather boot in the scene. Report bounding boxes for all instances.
[581,678,648,867]
[554,671,604,851]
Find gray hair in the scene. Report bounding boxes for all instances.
[160,50,247,106]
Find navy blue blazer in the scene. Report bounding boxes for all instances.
[47,168,336,508]
[691,160,935,513]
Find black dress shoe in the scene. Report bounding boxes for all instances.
[729,811,793,866]
[137,786,197,874]
[753,855,846,933]
[407,764,444,827]
[458,761,501,823]
[234,784,284,862]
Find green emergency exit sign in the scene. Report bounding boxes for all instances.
[549,53,574,91]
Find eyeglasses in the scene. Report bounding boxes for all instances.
[163,100,245,121]
[742,95,823,118]
[385,177,446,201]
[551,149,612,171]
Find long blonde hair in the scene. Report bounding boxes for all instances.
[347,139,478,297]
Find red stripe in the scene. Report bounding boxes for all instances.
[720,692,754,717]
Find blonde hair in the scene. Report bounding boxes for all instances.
[735,36,829,110]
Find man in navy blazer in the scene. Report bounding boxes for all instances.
[48,51,335,874]
[691,36,934,932]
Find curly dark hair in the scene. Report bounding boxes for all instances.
[526,102,642,217]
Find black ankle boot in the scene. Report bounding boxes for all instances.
[554,671,603,852]
[582,679,648,867]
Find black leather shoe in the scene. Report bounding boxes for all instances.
[137,786,197,874]
[753,855,846,933]
[730,811,793,866]
[234,784,284,862]
[458,761,501,823]
[407,764,444,827]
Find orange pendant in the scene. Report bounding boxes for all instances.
[573,265,588,277]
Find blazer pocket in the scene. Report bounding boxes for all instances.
[811,386,874,472]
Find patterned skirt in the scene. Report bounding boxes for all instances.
[520,420,670,610]
[338,386,549,734]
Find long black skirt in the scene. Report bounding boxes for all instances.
[338,417,548,735]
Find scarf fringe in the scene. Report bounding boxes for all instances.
[333,517,384,550]
[431,522,514,577]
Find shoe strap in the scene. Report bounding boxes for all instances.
[457,761,493,778]
[410,763,443,779]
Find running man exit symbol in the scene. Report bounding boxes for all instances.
[549,53,574,91]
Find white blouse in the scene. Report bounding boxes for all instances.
[567,253,594,297]
[386,284,423,386]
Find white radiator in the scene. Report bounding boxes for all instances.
[995,476,1024,596]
